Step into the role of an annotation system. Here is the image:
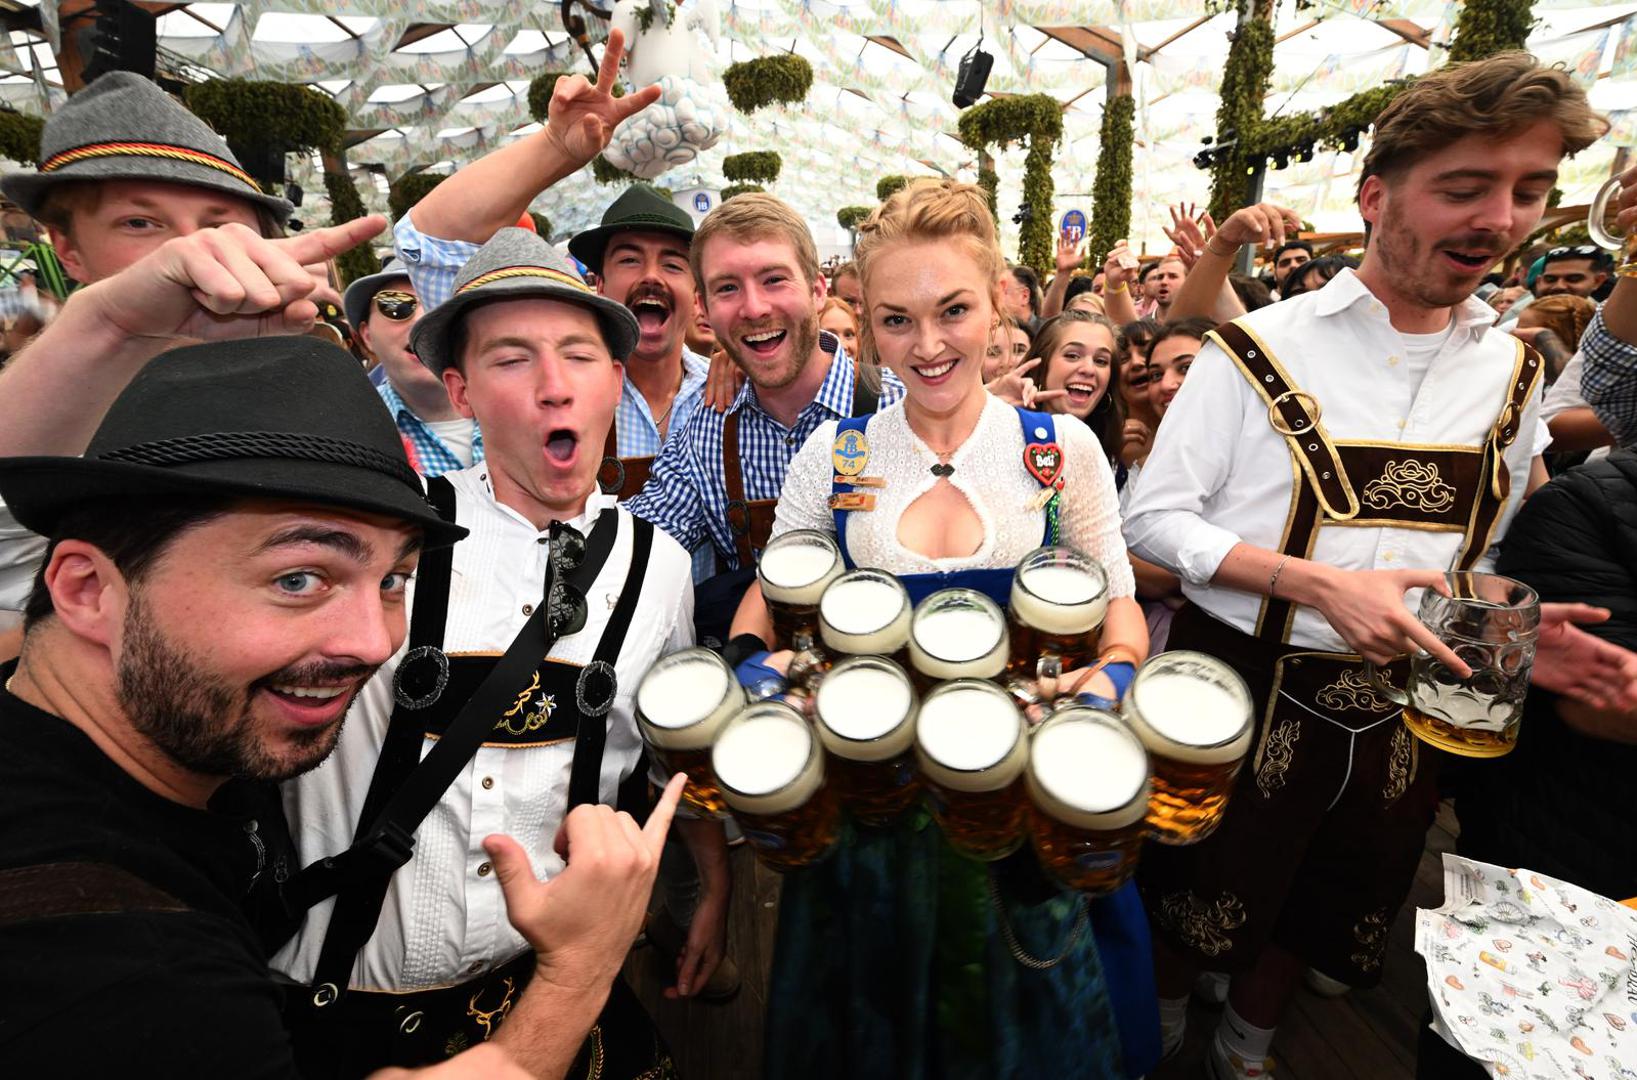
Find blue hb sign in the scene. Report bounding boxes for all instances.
[1060,209,1087,244]
[694,192,713,213]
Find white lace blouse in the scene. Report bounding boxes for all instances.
[771,393,1136,597]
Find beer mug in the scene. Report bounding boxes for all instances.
[814,655,920,827]
[1589,174,1637,277]
[1121,651,1253,846]
[1008,546,1109,679]
[915,679,1029,861]
[635,647,744,816]
[819,568,912,665]
[758,530,843,652]
[907,588,1009,689]
[1026,706,1151,895]
[712,700,842,871]
[1369,572,1540,759]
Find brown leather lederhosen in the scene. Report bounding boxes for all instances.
[1138,318,1541,985]
[597,418,654,501]
[720,406,779,570]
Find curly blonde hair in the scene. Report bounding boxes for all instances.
[851,179,1008,358]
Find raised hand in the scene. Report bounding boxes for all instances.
[1055,233,1083,276]
[1530,603,1637,712]
[1209,202,1303,257]
[1103,239,1138,291]
[986,355,1066,410]
[543,29,665,168]
[82,216,386,345]
[1163,204,1211,271]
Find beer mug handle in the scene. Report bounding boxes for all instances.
[1364,661,1410,709]
[1589,176,1626,251]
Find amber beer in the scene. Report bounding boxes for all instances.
[1121,652,1253,846]
[819,568,912,666]
[907,589,1009,690]
[758,530,842,652]
[915,679,1029,861]
[635,648,744,817]
[1008,546,1109,677]
[814,656,920,826]
[712,700,842,871]
[1026,707,1151,895]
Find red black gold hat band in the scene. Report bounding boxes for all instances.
[40,141,259,191]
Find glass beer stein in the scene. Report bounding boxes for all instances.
[634,647,744,816]
[712,700,843,871]
[907,588,1009,690]
[1008,546,1109,679]
[915,679,1029,861]
[1121,651,1254,846]
[818,568,913,667]
[1589,174,1637,278]
[758,530,843,652]
[1369,572,1540,758]
[1026,706,1150,896]
[813,655,921,827]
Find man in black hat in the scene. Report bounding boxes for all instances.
[345,263,484,477]
[0,328,688,1077]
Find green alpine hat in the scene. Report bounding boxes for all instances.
[568,183,694,276]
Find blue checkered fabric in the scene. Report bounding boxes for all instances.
[375,379,484,477]
[1580,306,1637,448]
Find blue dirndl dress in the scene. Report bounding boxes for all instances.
[760,408,1160,1080]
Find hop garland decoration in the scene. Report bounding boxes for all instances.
[527,72,622,124]
[721,183,765,200]
[1088,94,1134,269]
[1448,0,1536,64]
[324,168,378,284]
[388,171,446,223]
[0,109,42,166]
[957,94,1063,276]
[723,151,782,184]
[876,175,909,201]
[723,54,814,114]
[592,154,640,185]
[977,165,999,224]
[837,205,872,231]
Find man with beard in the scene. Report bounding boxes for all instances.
[1147,254,1186,319]
[1532,243,1611,299]
[623,192,904,643]
[0,322,687,1074]
[1123,53,1623,1080]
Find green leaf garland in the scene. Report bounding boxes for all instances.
[723,54,814,114]
[876,175,908,201]
[957,94,1063,275]
[723,151,782,184]
[837,205,872,231]
[0,109,42,166]
[1088,93,1134,267]
[721,183,765,200]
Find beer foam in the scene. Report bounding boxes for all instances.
[820,575,910,652]
[759,541,840,604]
[1011,563,1109,635]
[1126,671,1251,765]
[910,607,1006,680]
[713,706,823,816]
[1032,718,1147,815]
[916,683,1024,791]
[817,662,914,749]
[637,654,730,730]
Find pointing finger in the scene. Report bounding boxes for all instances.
[280,215,387,268]
[640,773,686,858]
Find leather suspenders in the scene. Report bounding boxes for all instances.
[598,417,654,500]
[1208,320,1541,645]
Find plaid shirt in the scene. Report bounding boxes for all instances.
[1579,306,1637,448]
[375,379,484,477]
[626,339,903,571]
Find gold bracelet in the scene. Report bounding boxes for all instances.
[1206,239,1237,259]
[1268,554,1292,599]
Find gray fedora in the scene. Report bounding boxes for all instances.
[411,227,639,374]
[568,183,694,276]
[343,260,414,331]
[1,71,293,222]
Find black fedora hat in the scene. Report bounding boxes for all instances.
[568,183,695,277]
[0,337,467,549]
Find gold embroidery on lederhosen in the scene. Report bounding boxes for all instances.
[1382,723,1417,806]
[1255,719,1300,799]
[1158,890,1248,958]
[1314,668,1395,714]
[1349,908,1392,972]
[1361,459,1457,514]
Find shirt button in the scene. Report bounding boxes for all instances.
[784,436,795,446]
[1397,419,1407,430]
[477,861,493,877]
[537,536,549,545]
[481,776,495,790]
[1386,355,1400,366]
[521,603,534,616]
[1382,552,1396,563]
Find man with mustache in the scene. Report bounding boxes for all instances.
[1123,54,1627,1080]
[0,269,686,1074]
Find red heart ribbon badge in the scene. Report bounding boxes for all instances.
[1024,442,1064,488]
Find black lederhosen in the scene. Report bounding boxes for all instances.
[1136,320,1540,987]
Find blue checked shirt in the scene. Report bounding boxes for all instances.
[626,338,904,572]
[1579,306,1637,448]
[375,379,484,477]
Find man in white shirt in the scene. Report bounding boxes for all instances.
[1124,54,1612,1080]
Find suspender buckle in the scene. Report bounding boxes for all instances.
[1267,389,1323,436]
[597,455,626,495]
[725,498,751,538]
[358,821,417,877]
[1492,401,1522,449]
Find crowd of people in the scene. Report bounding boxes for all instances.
[1,36,1636,1080]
